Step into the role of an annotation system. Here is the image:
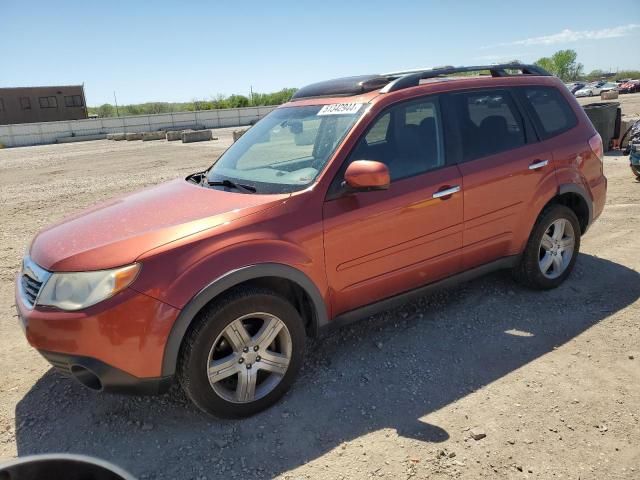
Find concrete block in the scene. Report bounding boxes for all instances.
[233,129,248,142]
[166,130,186,141]
[106,133,115,140]
[601,90,619,100]
[111,133,126,141]
[56,134,107,144]
[125,132,143,141]
[142,131,166,141]
[182,129,212,143]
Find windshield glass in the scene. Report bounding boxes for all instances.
[206,104,365,193]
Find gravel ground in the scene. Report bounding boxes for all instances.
[0,126,639,479]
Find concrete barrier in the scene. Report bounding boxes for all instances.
[126,132,143,141]
[601,90,619,100]
[166,130,185,141]
[233,129,248,142]
[142,131,166,141]
[112,133,126,141]
[182,129,212,143]
[57,134,107,144]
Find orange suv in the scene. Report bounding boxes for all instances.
[16,64,607,417]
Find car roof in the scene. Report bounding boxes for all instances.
[281,65,562,109]
[288,63,549,100]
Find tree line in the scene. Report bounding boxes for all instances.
[88,88,297,118]
[533,49,639,82]
[88,53,638,117]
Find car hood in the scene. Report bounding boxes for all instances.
[30,179,289,271]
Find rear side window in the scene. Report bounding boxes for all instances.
[451,90,526,162]
[523,87,577,138]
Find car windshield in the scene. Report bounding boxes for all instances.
[206,104,365,193]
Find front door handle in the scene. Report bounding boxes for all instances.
[528,159,549,170]
[432,185,461,199]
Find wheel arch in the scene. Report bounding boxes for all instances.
[548,184,592,234]
[161,263,328,377]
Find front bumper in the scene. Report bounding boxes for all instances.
[15,275,181,390]
[39,350,172,394]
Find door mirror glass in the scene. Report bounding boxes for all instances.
[344,160,390,191]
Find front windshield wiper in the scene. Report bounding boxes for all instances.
[205,178,257,194]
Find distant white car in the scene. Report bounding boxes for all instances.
[575,82,617,97]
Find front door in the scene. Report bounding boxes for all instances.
[322,96,464,316]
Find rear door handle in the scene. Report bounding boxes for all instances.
[432,185,461,199]
[528,159,549,170]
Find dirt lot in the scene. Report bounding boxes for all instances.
[1,121,639,479]
[577,91,640,118]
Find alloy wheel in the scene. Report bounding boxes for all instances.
[538,218,575,279]
[207,312,292,404]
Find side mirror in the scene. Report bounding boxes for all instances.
[344,160,390,192]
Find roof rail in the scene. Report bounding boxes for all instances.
[380,63,551,93]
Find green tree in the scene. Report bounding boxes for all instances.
[227,94,250,108]
[535,49,583,81]
[95,103,115,117]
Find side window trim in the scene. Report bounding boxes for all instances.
[325,94,448,201]
[508,87,540,144]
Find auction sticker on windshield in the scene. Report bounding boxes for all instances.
[317,103,363,115]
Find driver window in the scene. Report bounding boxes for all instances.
[349,97,444,181]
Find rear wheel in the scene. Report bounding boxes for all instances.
[178,288,305,418]
[631,165,640,179]
[513,205,581,289]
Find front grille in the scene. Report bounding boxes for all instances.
[21,274,43,307]
[19,256,51,308]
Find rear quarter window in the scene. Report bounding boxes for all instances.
[523,86,577,138]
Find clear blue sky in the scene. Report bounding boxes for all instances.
[2,0,639,106]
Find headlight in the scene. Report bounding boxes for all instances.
[38,264,141,311]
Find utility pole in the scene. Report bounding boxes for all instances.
[250,85,254,106]
[113,91,120,117]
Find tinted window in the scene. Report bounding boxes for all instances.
[524,87,577,137]
[453,90,525,162]
[349,98,444,181]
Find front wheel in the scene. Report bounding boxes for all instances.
[513,205,581,289]
[178,288,305,418]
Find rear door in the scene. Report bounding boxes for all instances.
[448,88,558,270]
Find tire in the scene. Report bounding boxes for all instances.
[513,204,581,290]
[178,287,305,418]
[631,165,640,179]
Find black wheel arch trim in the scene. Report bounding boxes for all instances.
[161,263,328,376]
[557,183,593,232]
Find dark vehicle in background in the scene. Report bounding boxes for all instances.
[619,80,640,94]
[565,82,586,94]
